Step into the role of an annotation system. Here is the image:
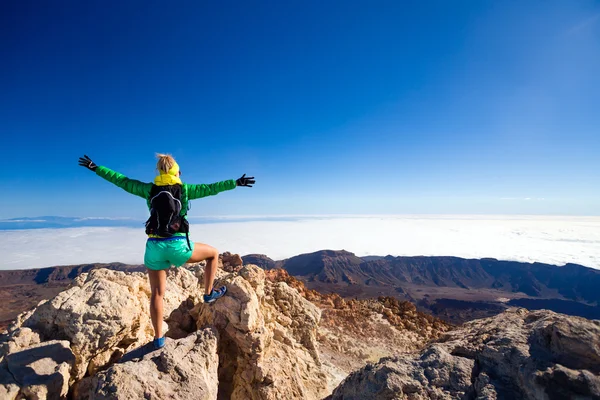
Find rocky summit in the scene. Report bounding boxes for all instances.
[0,262,337,400]
[0,257,598,400]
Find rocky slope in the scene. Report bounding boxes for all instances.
[329,308,600,400]
[264,268,452,373]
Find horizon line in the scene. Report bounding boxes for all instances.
[3,213,600,221]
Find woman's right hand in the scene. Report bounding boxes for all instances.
[78,155,98,171]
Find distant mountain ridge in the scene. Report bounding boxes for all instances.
[252,250,600,304]
[0,262,145,285]
[242,250,600,320]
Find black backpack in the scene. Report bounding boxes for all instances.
[145,184,191,249]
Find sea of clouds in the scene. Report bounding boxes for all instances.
[1,215,599,270]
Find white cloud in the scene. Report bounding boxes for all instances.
[0,215,599,270]
[500,197,545,201]
[74,217,134,221]
[2,219,48,223]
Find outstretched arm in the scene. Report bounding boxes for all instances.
[79,155,152,199]
[186,179,237,200]
[186,174,255,200]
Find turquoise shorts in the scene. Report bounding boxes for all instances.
[144,237,194,271]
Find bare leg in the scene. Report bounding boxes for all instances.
[147,269,167,339]
[186,243,220,295]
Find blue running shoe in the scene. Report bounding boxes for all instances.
[203,286,227,304]
[153,336,166,349]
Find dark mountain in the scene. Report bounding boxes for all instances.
[360,255,386,262]
[241,254,277,270]
[479,259,599,302]
[507,298,600,320]
[277,250,600,305]
[278,250,365,284]
[0,263,145,285]
[275,250,600,321]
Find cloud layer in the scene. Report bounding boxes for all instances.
[1,215,598,270]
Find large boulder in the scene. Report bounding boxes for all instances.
[326,345,474,399]
[0,340,75,400]
[74,329,218,400]
[3,267,201,384]
[193,264,330,400]
[329,308,600,400]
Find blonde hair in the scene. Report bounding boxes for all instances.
[156,153,177,174]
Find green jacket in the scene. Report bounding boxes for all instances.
[95,166,237,215]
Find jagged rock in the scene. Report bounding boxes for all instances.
[0,261,339,400]
[265,269,452,376]
[330,308,600,400]
[220,252,244,273]
[74,329,218,400]
[11,268,201,382]
[0,340,75,400]
[327,345,474,399]
[0,327,42,362]
[193,264,329,400]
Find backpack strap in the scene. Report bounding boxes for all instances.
[185,231,192,252]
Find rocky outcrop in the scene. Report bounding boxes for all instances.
[220,252,244,273]
[0,340,75,400]
[0,263,145,332]
[193,265,329,400]
[75,329,219,400]
[0,262,334,400]
[13,267,201,381]
[329,308,600,400]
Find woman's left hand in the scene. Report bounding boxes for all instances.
[236,174,255,187]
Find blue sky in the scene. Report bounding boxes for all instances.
[1,0,599,219]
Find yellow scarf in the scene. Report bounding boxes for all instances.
[154,173,182,185]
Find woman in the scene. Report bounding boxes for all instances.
[78,153,255,349]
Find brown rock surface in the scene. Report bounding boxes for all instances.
[0,263,145,332]
[329,308,600,400]
[265,269,452,374]
[0,340,75,400]
[0,258,338,400]
[75,329,219,400]
[193,264,330,400]
[15,267,200,381]
[220,252,244,273]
